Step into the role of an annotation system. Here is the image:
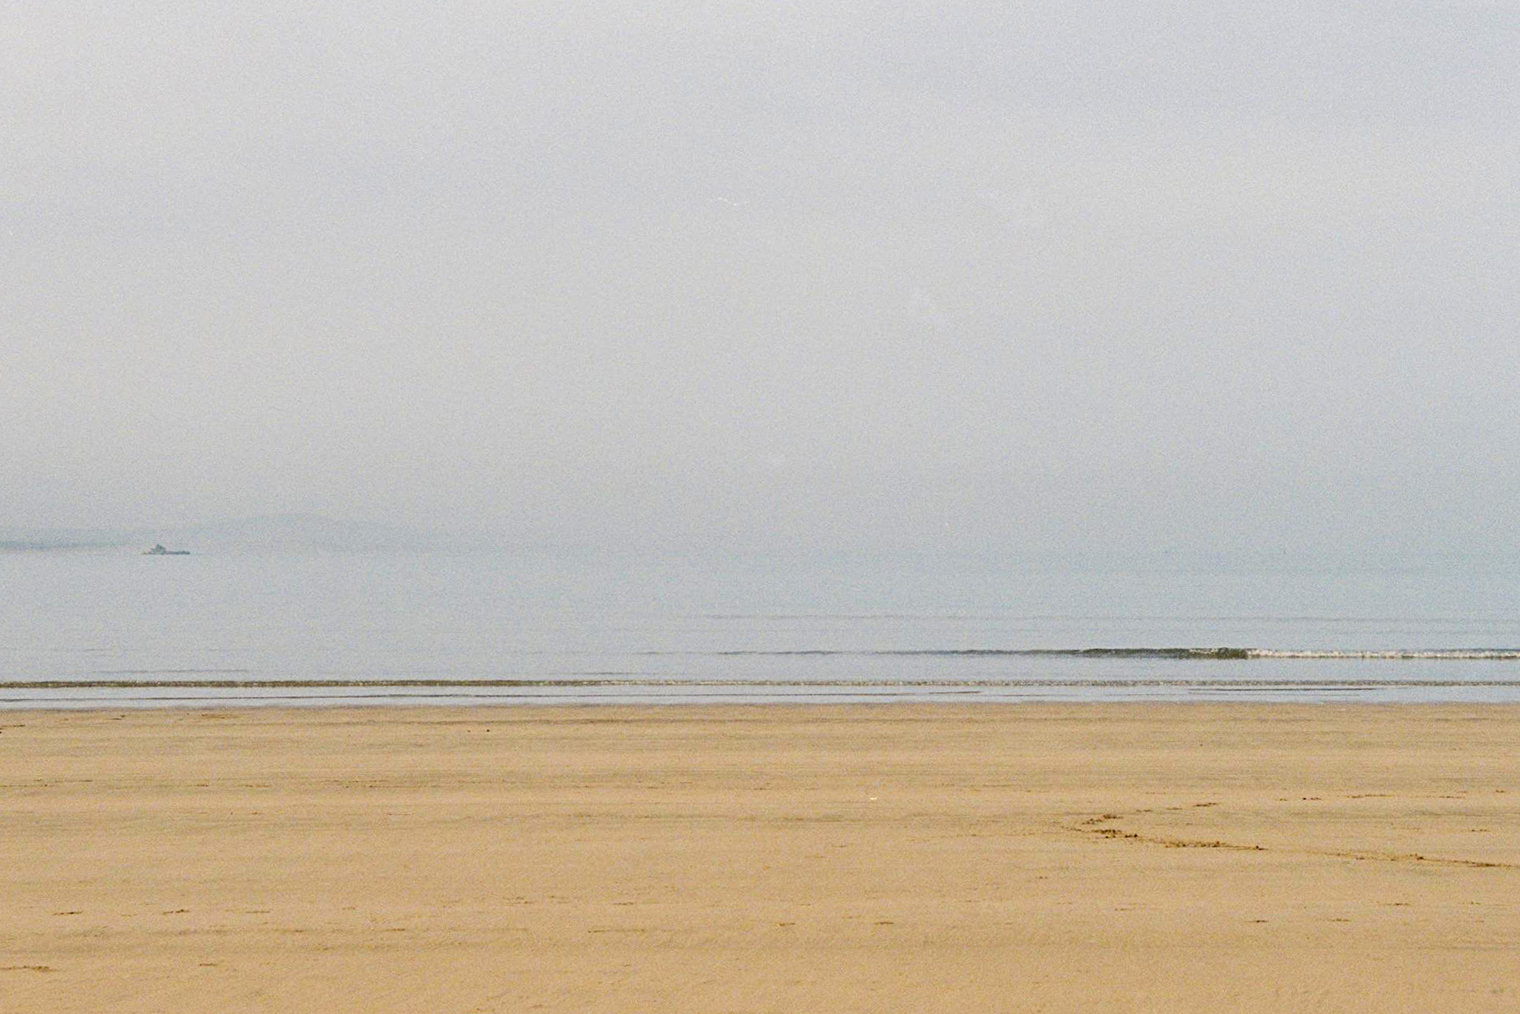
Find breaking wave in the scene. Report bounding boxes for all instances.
[696,647,1520,660]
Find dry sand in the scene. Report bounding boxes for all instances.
[2,704,1518,1012]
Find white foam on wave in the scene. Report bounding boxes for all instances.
[1246,649,1520,660]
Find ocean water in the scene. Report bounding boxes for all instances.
[4,550,1520,708]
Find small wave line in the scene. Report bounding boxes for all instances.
[663,647,1520,660]
[10,677,1520,690]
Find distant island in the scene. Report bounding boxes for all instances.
[2,514,501,554]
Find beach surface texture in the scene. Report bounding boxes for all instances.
[2,704,1518,1012]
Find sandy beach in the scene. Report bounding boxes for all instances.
[2,704,1517,1012]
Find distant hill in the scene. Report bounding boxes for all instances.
[0,514,499,554]
[0,536,127,553]
[160,514,498,553]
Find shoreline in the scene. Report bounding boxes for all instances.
[10,697,1520,715]
[11,685,1520,712]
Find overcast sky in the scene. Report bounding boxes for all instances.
[3,2,1517,554]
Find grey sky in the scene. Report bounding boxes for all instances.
[4,2,1518,553]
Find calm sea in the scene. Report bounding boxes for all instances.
[5,550,1520,708]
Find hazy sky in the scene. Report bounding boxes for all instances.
[4,2,1518,553]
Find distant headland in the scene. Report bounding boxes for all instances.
[1,514,500,554]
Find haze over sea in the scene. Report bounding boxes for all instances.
[8,3,1520,712]
[7,529,1520,709]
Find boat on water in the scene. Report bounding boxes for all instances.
[143,544,191,556]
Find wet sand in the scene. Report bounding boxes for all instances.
[2,704,1518,1012]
